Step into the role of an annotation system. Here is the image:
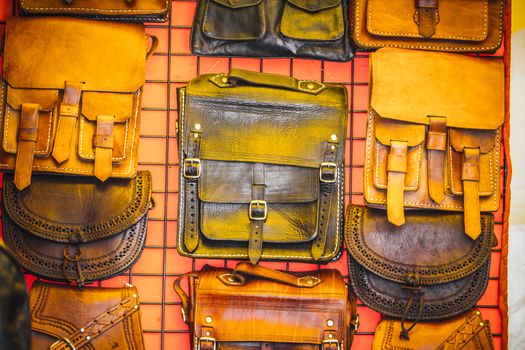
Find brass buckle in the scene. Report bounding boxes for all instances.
[183,158,201,179]
[197,337,217,350]
[352,314,360,331]
[50,337,76,350]
[322,339,340,350]
[249,200,267,221]
[320,162,337,183]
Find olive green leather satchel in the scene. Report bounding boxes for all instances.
[177,69,348,264]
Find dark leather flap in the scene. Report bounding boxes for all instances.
[81,92,134,122]
[4,17,146,93]
[2,171,152,243]
[345,206,494,285]
[194,266,348,344]
[6,87,58,112]
[287,0,342,12]
[210,0,262,8]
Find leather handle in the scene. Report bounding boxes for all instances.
[225,262,322,288]
[173,272,198,324]
[146,35,159,60]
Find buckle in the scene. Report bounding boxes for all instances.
[183,158,201,179]
[322,339,340,350]
[197,337,217,350]
[320,162,337,183]
[50,337,77,350]
[249,200,267,221]
[352,314,360,331]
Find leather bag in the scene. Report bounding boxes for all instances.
[174,262,359,350]
[363,48,504,238]
[353,0,504,52]
[345,206,495,339]
[0,17,153,190]
[191,0,354,61]
[19,0,170,22]
[372,310,494,349]
[30,282,145,350]
[177,69,347,264]
[3,171,152,287]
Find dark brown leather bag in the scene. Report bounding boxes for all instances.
[30,282,145,350]
[174,263,359,350]
[345,206,495,339]
[3,171,152,287]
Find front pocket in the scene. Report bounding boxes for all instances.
[202,0,265,40]
[280,0,344,41]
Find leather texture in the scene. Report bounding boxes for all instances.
[2,171,152,287]
[177,69,347,263]
[30,282,145,350]
[0,17,149,189]
[353,0,505,52]
[345,206,495,338]
[0,241,30,350]
[372,310,495,350]
[19,0,170,22]
[191,0,354,61]
[174,263,358,350]
[364,48,504,238]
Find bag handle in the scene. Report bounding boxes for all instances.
[146,34,159,60]
[173,272,198,324]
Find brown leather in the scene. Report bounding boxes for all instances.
[353,0,505,52]
[372,310,495,350]
[364,48,504,238]
[2,171,152,287]
[174,263,358,349]
[0,17,150,187]
[30,282,145,350]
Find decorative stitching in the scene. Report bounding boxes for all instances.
[20,0,169,13]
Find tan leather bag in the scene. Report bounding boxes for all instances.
[174,263,359,350]
[0,17,153,190]
[364,48,504,239]
[353,0,505,52]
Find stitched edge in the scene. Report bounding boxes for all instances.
[19,0,169,13]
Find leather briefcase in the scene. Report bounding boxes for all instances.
[3,171,152,287]
[353,0,504,52]
[0,241,30,350]
[346,206,495,339]
[363,48,504,238]
[0,17,154,190]
[174,262,359,350]
[30,282,145,350]
[191,0,354,61]
[373,310,494,349]
[177,69,347,264]
[19,0,171,22]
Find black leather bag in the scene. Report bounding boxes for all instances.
[191,0,355,61]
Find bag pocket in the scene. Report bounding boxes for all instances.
[202,0,265,40]
[280,0,345,41]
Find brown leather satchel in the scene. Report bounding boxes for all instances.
[30,282,145,350]
[3,171,152,287]
[346,206,495,339]
[177,69,347,264]
[353,0,504,52]
[0,17,153,190]
[364,48,504,238]
[19,0,170,22]
[372,310,495,350]
[174,263,359,350]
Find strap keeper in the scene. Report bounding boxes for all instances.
[387,153,407,173]
[462,162,480,181]
[426,131,447,151]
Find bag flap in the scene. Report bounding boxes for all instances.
[210,0,262,8]
[7,88,58,111]
[375,117,425,147]
[370,48,504,130]
[81,92,135,122]
[2,171,151,243]
[367,0,489,42]
[345,206,494,285]
[449,128,497,154]
[287,0,342,12]
[194,267,348,344]
[4,17,146,93]
[182,75,347,168]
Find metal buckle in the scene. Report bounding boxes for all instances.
[322,339,340,350]
[197,337,217,350]
[183,158,201,179]
[352,314,360,331]
[320,162,337,183]
[249,200,267,221]
[50,337,77,350]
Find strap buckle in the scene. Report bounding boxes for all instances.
[183,158,201,179]
[197,337,217,350]
[352,314,360,331]
[322,339,340,350]
[249,200,267,221]
[320,162,337,183]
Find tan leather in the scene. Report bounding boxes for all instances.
[353,0,505,52]
[14,103,39,190]
[364,48,504,238]
[0,17,150,186]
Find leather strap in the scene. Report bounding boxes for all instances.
[438,310,491,350]
[386,141,408,226]
[183,130,202,252]
[199,326,215,350]
[399,286,425,340]
[323,330,339,350]
[93,115,115,181]
[14,103,39,190]
[248,163,266,264]
[230,262,321,288]
[426,116,447,204]
[416,0,438,38]
[462,147,482,239]
[52,81,83,164]
[173,272,199,324]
